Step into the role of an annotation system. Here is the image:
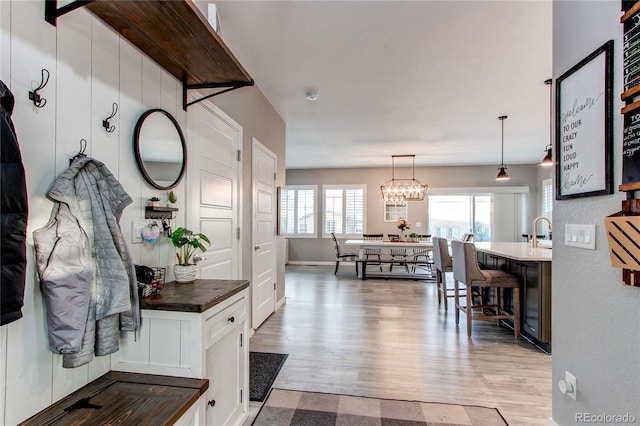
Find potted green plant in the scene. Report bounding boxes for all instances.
[148,196,161,207]
[171,227,211,283]
[167,190,177,207]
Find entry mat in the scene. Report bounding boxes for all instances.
[249,351,288,402]
[252,388,508,425]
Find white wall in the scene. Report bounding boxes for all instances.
[0,1,285,423]
[552,1,640,424]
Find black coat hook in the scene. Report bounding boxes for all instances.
[70,139,88,165]
[102,103,118,133]
[29,69,49,108]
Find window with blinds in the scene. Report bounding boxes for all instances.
[322,185,365,237]
[280,185,317,237]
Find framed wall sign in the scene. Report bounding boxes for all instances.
[556,40,613,200]
[383,201,407,222]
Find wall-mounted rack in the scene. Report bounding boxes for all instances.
[145,206,178,220]
[44,0,254,110]
[606,0,640,286]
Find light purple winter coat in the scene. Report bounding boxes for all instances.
[33,156,140,368]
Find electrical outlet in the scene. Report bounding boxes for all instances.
[559,371,577,400]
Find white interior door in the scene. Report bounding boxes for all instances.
[187,102,242,279]
[252,139,276,329]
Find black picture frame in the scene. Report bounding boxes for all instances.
[556,40,613,200]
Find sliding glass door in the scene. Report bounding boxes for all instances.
[428,195,491,242]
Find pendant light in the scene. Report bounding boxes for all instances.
[380,155,427,202]
[541,79,554,167]
[496,115,510,181]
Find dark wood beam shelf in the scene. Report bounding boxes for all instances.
[45,0,254,109]
[145,206,178,219]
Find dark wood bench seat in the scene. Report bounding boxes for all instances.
[19,371,208,425]
[355,258,434,280]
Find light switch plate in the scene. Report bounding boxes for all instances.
[565,224,595,250]
[131,220,145,244]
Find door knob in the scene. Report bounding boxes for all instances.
[228,316,235,323]
[208,399,216,407]
[254,245,261,250]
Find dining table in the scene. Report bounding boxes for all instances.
[345,239,433,257]
[344,239,434,280]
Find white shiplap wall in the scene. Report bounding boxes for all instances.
[1,1,190,423]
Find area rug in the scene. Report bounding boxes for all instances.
[252,389,508,425]
[249,352,288,401]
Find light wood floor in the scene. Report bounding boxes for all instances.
[246,265,552,425]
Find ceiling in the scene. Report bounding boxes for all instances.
[201,1,552,170]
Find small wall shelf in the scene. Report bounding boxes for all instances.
[145,206,178,220]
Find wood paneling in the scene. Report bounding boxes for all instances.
[1,1,214,422]
[5,1,58,423]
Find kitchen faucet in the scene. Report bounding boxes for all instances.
[531,216,552,248]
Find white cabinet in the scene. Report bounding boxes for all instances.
[175,396,203,425]
[112,284,249,426]
[206,319,245,424]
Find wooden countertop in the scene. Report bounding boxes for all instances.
[474,242,552,262]
[19,371,208,425]
[141,279,250,313]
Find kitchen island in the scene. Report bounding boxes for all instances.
[474,242,552,353]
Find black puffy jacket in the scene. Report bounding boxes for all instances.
[1,80,28,326]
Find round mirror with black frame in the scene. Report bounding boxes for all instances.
[133,108,187,190]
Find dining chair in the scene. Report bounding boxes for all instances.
[451,240,521,339]
[432,237,453,310]
[387,234,408,272]
[331,232,358,275]
[362,233,383,271]
[409,234,433,273]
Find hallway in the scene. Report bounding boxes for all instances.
[247,265,551,425]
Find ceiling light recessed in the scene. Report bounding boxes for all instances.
[305,91,319,101]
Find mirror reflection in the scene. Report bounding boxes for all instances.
[134,109,186,190]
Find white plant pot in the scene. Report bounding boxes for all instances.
[174,264,197,283]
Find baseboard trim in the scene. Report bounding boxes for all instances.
[548,418,559,426]
[287,261,354,266]
[276,296,286,310]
